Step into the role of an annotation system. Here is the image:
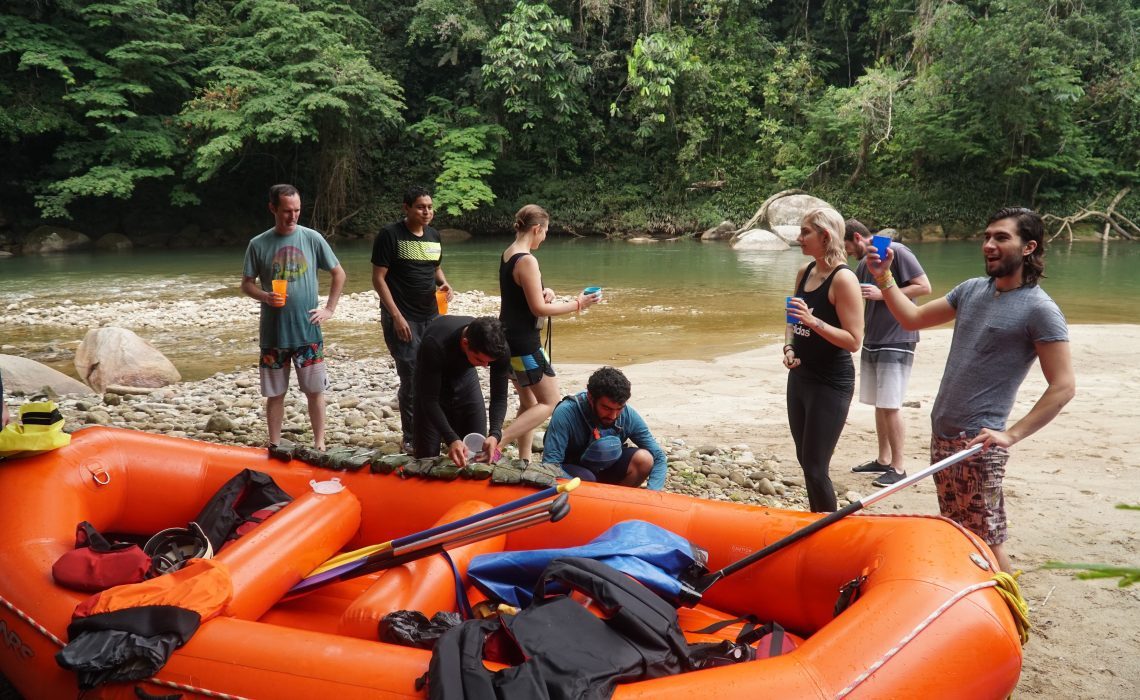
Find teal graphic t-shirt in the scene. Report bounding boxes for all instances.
[242,226,340,348]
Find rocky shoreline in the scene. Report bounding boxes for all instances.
[5,288,817,509]
[43,354,811,511]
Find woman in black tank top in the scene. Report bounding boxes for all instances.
[496,205,600,462]
[783,207,864,512]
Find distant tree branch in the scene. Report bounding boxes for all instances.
[1043,188,1136,242]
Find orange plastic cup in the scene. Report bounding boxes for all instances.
[435,289,448,315]
[271,279,288,307]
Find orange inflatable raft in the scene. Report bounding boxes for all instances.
[0,427,1023,699]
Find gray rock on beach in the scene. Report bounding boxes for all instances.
[0,353,95,396]
[74,327,182,392]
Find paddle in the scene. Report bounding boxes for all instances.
[310,477,581,575]
[286,491,574,597]
[689,444,984,596]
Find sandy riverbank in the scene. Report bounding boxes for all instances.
[564,323,1137,698]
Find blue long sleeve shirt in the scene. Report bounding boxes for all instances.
[542,392,668,490]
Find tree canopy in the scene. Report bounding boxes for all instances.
[2,0,1137,237]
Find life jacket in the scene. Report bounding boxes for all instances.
[684,616,800,667]
[0,401,71,458]
[561,393,625,471]
[426,557,697,700]
[191,468,293,552]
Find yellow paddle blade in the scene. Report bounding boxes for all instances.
[309,542,389,575]
[558,477,582,493]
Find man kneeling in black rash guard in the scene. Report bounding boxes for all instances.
[412,316,518,466]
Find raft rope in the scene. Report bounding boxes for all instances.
[833,573,1031,699]
[829,513,1032,698]
[858,512,1032,640]
[0,591,252,700]
[0,590,66,647]
[991,571,1032,644]
[835,577,1010,698]
[143,678,252,700]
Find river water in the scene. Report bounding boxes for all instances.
[1,237,1136,382]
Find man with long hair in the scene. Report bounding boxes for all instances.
[866,207,1075,573]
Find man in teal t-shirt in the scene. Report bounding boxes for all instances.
[241,184,346,451]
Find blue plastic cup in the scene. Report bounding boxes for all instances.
[785,296,802,324]
[581,286,602,314]
[871,235,892,261]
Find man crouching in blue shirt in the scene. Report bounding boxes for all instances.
[543,366,667,490]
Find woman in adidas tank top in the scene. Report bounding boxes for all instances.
[499,205,600,462]
[784,207,864,512]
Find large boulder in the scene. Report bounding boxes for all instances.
[22,225,93,255]
[0,354,95,396]
[700,221,736,241]
[772,225,801,245]
[95,233,133,251]
[74,327,181,393]
[763,194,834,229]
[731,229,789,251]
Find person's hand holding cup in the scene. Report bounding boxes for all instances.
[785,296,804,324]
[866,235,893,276]
[270,279,288,307]
[579,286,602,314]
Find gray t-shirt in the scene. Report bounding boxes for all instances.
[854,241,926,345]
[931,277,1069,437]
[242,226,340,348]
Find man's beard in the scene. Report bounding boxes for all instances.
[986,252,1021,279]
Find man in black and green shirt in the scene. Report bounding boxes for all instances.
[371,187,453,452]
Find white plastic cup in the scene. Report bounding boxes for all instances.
[462,433,486,459]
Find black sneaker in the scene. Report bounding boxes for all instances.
[852,459,890,473]
[873,470,907,487]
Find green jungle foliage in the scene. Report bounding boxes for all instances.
[1,0,1138,238]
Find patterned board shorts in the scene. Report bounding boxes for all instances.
[259,343,328,397]
[509,347,556,388]
[931,433,1010,545]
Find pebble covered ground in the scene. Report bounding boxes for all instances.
[8,289,817,508]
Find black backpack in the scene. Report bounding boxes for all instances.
[426,557,696,700]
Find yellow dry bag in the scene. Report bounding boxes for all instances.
[0,401,71,458]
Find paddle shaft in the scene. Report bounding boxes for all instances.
[695,444,984,593]
[312,478,580,574]
[288,494,572,596]
[392,496,566,555]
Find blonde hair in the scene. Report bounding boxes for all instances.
[514,204,549,235]
[802,207,847,268]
